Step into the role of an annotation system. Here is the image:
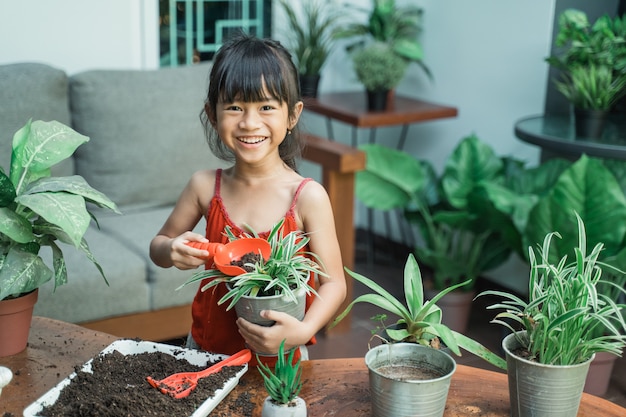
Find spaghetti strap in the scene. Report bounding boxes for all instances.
[214,169,222,198]
[288,178,313,212]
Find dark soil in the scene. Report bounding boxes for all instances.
[38,346,245,417]
[231,252,261,272]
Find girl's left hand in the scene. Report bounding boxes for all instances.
[236,310,312,354]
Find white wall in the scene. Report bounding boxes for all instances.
[0,0,555,292]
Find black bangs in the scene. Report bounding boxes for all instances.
[216,41,287,104]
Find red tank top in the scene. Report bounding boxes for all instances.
[190,169,316,357]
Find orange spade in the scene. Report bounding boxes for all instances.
[186,238,271,275]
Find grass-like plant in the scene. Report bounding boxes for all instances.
[179,219,326,310]
[352,42,408,91]
[329,253,506,370]
[277,0,339,76]
[554,64,626,110]
[479,213,626,366]
[257,339,302,405]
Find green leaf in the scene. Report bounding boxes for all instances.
[0,207,35,243]
[0,246,53,300]
[16,192,90,247]
[24,175,119,213]
[0,169,16,207]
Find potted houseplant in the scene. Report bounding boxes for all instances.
[355,135,517,331]
[334,0,431,80]
[277,0,340,98]
[546,9,626,137]
[257,339,307,417]
[329,253,505,417]
[0,119,119,356]
[351,42,408,110]
[180,218,327,327]
[478,213,626,417]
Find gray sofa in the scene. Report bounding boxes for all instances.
[0,62,364,341]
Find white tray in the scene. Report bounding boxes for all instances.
[23,339,248,417]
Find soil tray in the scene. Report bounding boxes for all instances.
[23,339,248,417]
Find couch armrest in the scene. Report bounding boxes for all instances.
[302,134,366,333]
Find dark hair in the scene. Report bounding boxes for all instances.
[200,33,303,170]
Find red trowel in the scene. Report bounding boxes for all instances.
[186,238,271,275]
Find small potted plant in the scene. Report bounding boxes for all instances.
[257,339,307,417]
[351,42,408,110]
[180,219,327,327]
[478,213,626,417]
[546,9,626,137]
[330,253,505,417]
[0,119,119,356]
[277,0,340,98]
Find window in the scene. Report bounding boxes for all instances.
[159,0,272,66]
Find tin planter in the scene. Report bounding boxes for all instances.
[233,286,306,327]
[364,343,456,417]
[503,331,594,417]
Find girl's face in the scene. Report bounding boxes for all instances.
[214,83,303,166]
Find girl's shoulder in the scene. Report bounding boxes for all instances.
[296,178,330,207]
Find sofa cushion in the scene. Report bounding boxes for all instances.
[34,226,150,323]
[70,63,227,210]
[0,63,73,176]
[96,207,204,310]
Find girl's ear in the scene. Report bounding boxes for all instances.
[289,101,304,130]
[205,103,217,127]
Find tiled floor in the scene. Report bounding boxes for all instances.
[309,251,626,409]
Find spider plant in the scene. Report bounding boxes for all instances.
[179,219,326,311]
[554,64,626,110]
[329,253,506,370]
[257,339,303,405]
[478,213,626,366]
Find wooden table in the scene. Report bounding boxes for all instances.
[3,317,625,416]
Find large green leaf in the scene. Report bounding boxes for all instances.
[0,247,53,300]
[24,175,119,213]
[15,192,90,247]
[0,207,35,243]
[10,120,88,193]
[0,169,16,207]
[442,135,503,209]
[525,156,626,262]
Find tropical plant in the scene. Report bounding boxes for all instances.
[478,213,626,366]
[257,339,303,405]
[546,9,626,110]
[277,0,339,77]
[329,253,507,370]
[0,120,119,301]
[334,0,431,79]
[355,135,518,291]
[179,219,327,310]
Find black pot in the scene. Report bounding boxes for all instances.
[366,90,389,111]
[299,74,321,98]
[574,108,609,139]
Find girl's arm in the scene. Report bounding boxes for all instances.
[149,170,214,270]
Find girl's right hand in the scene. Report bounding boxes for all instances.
[170,232,210,270]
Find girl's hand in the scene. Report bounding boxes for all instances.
[236,310,313,354]
[169,232,209,270]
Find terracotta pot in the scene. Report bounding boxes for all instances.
[584,351,618,397]
[0,289,38,357]
[425,288,475,334]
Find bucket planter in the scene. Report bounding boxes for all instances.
[503,332,593,417]
[234,287,306,327]
[365,343,456,417]
[0,290,38,357]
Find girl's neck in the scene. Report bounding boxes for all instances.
[229,161,293,184]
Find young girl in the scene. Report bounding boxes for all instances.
[149,34,346,358]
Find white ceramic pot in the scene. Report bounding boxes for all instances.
[261,396,307,417]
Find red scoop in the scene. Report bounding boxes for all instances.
[186,238,271,275]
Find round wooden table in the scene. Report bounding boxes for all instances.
[2,317,625,416]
